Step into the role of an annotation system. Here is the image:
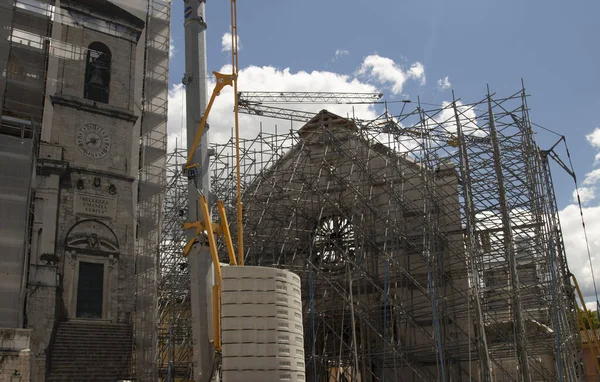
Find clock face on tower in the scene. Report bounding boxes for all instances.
[76,123,111,159]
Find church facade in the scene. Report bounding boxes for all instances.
[0,1,169,380]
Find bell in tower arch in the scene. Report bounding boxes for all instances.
[84,42,111,104]
[88,66,105,88]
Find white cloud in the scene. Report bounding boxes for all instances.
[169,37,177,59]
[560,204,600,302]
[437,76,451,91]
[409,63,425,85]
[221,32,241,52]
[331,49,349,63]
[586,128,600,149]
[167,83,186,135]
[434,101,483,138]
[585,301,598,312]
[584,168,600,185]
[560,126,600,304]
[334,49,349,59]
[573,187,596,204]
[167,64,381,154]
[358,55,425,95]
[586,128,600,166]
[166,83,187,154]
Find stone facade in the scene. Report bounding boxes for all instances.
[22,3,145,381]
[242,111,474,381]
[0,329,31,382]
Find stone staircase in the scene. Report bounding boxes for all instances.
[47,320,133,382]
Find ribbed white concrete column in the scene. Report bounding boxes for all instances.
[219,266,305,382]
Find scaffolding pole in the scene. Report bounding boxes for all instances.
[158,89,584,381]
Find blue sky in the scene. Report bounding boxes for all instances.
[167,0,600,301]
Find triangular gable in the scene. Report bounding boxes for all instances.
[298,110,358,141]
[248,110,424,196]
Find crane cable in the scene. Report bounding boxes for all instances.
[562,138,600,314]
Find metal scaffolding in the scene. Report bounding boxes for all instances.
[135,0,171,380]
[158,149,194,381]
[158,87,583,381]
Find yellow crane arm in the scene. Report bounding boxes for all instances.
[185,71,233,169]
[230,0,244,266]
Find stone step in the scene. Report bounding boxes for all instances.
[52,340,132,346]
[57,323,130,327]
[55,327,131,332]
[47,321,133,382]
[49,369,127,374]
[53,326,131,333]
[53,344,131,349]
[48,370,130,378]
[51,344,132,351]
[52,345,131,351]
[49,363,128,367]
[50,361,130,368]
[48,378,123,381]
[52,356,129,362]
[58,322,129,326]
[48,374,128,380]
[50,368,128,374]
[52,350,130,356]
[55,328,132,335]
[55,332,131,338]
[47,370,128,375]
[46,374,127,382]
[49,363,128,368]
[54,331,131,336]
[54,336,131,341]
[50,355,130,361]
[48,376,124,380]
[55,330,132,335]
[55,334,130,338]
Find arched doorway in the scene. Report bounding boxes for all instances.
[64,219,119,319]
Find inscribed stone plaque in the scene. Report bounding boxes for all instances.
[74,192,117,220]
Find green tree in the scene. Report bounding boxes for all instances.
[581,310,600,330]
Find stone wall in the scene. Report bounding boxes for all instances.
[0,329,32,382]
[25,269,57,382]
[54,168,136,320]
[54,25,139,111]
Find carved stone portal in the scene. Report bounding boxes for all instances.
[64,219,119,255]
[63,220,120,320]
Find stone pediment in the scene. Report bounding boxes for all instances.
[65,219,119,255]
[298,110,358,142]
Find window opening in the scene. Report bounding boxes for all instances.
[84,42,111,103]
[312,216,355,274]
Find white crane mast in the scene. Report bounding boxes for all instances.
[183,0,213,380]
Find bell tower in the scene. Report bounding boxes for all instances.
[26,1,146,380]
